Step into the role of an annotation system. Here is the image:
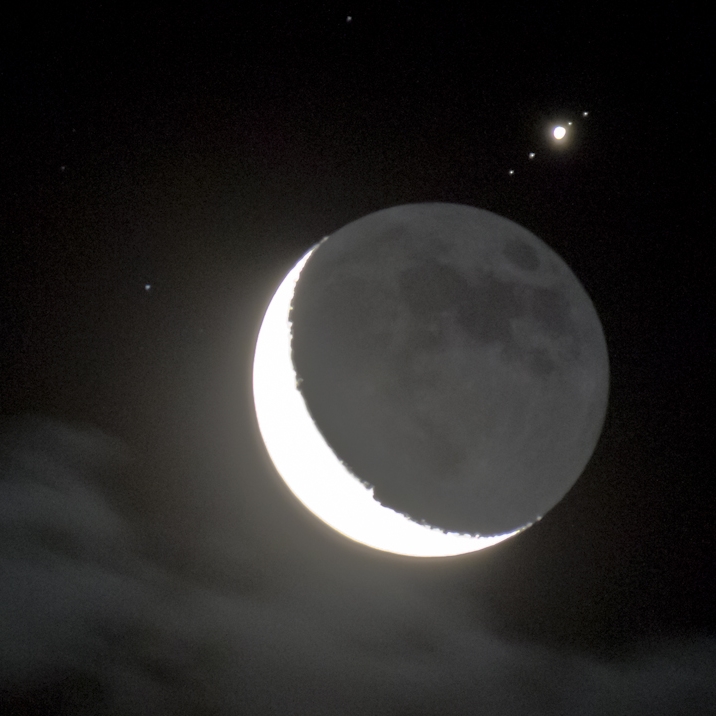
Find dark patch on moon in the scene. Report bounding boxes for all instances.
[289,204,609,536]
[504,239,540,271]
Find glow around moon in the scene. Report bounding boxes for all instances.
[252,248,524,557]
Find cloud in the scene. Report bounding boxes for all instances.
[0,416,713,714]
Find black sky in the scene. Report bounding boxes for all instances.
[1,4,714,714]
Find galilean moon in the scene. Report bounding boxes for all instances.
[253,203,609,557]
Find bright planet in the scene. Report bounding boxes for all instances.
[253,203,609,557]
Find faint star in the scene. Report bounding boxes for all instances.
[60,166,66,172]
[528,152,535,159]
[346,15,352,22]
[508,169,514,175]
[145,284,151,291]
[568,121,573,125]
[582,111,589,116]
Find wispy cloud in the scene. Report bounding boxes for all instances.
[1,417,713,714]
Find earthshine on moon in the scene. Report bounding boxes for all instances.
[253,204,609,557]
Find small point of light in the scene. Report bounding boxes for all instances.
[145,284,151,291]
[508,169,514,175]
[346,15,352,22]
[583,111,589,116]
[553,126,566,140]
[60,166,66,172]
[568,121,573,125]
[528,152,535,159]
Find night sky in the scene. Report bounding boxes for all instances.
[1,4,713,714]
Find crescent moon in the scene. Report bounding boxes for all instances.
[252,247,524,557]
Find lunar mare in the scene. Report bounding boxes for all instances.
[252,249,523,557]
[289,204,609,537]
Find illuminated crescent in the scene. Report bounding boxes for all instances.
[252,247,524,557]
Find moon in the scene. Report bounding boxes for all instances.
[553,125,567,139]
[253,204,609,557]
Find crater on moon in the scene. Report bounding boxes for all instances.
[289,204,609,536]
